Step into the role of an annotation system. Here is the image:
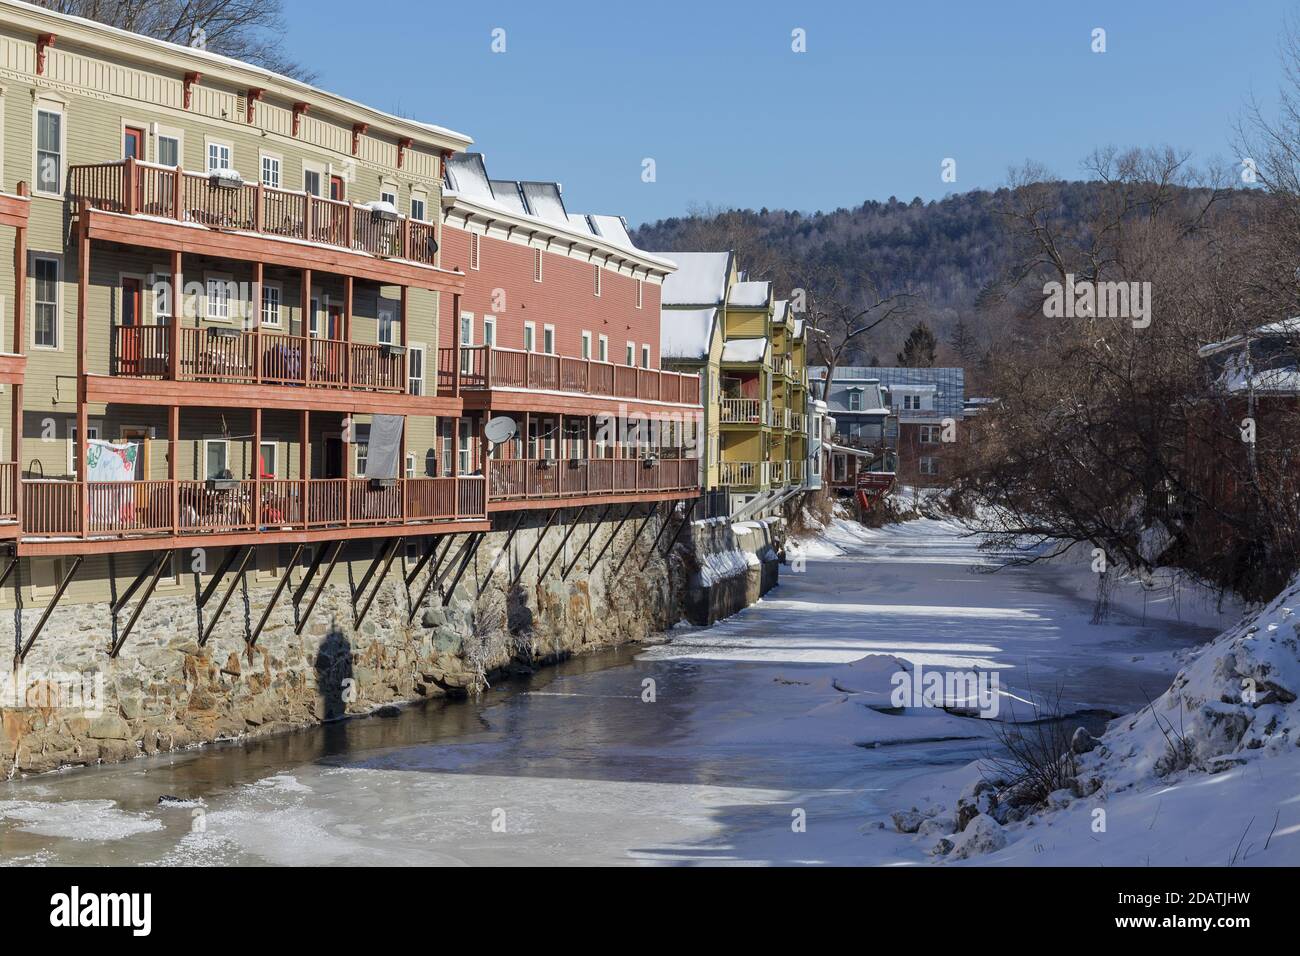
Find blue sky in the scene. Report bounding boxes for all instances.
[283,0,1294,226]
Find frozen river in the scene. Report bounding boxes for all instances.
[0,518,1225,866]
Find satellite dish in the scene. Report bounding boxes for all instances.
[483,416,517,447]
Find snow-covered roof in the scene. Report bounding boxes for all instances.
[655,252,733,306]
[566,213,596,235]
[721,338,767,363]
[793,317,805,338]
[588,215,635,249]
[661,308,718,361]
[488,179,529,215]
[443,153,495,202]
[772,299,790,324]
[521,182,568,224]
[1198,317,1300,358]
[0,0,471,148]
[1215,352,1300,395]
[729,281,772,309]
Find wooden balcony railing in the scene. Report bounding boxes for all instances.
[721,398,766,424]
[112,325,406,392]
[769,460,786,485]
[488,457,697,502]
[20,476,485,540]
[438,346,701,405]
[68,159,440,267]
[719,461,767,488]
[0,461,16,522]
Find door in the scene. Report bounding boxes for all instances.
[329,175,345,201]
[120,427,151,527]
[324,436,345,479]
[120,277,143,375]
[124,126,145,160]
[323,303,345,384]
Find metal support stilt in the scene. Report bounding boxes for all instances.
[199,547,254,647]
[16,555,83,665]
[441,532,484,606]
[612,503,660,576]
[249,544,304,647]
[509,509,559,589]
[563,504,611,580]
[109,552,172,658]
[354,537,403,630]
[537,506,586,584]
[295,540,344,635]
[477,512,525,598]
[642,499,696,570]
[588,503,636,574]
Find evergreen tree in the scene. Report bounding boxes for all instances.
[897,322,938,367]
[948,318,979,364]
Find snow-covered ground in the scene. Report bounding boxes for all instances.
[0,515,1289,866]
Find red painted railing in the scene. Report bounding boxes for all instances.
[488,457,697,501]
[69,159,441,267]
[20,476,486,540]
[438,346,701,405]
[112,325,406,393]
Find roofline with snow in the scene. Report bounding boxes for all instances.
[0,0,473,152]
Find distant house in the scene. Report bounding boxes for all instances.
[812,366,968,488]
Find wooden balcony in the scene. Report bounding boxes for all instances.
[719,460,767,489]
[112,325,406,393]
[70,160,439,265]
[488,457,697,507]
[21,476,486,548]
[439,346,701,406]
[720,398,767,425]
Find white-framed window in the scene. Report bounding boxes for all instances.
[523,321,536,352]
[380,183,398,207]
[205,273,235,322]
[581,331,592,359]
[260,152,282,189]
[32,255,60,349]
[470,232,480,270]
[919,424,940,444]
[68,422,100,477]
[848,390,863,411]
[626,342,635,366]
[410,192,427,222]
[156,129,182,168]
[204,438,230,479]
[483,315,496,348]
[206,139,233,174]
[543,324,555,355]
[919,456,938,476]
[439,418,453,476]
[379,301,397,345]
[636,277,644,309]
[34,103,65,197]
[303,159,327,197]
[458,312,473,374]
[259,441,277,478]
[408,344,425,396]
[152,270,172,324]
[533,248,543,282]
[458,419,472,474]
[641,344,651,369]
[405,452,417,480]
[598,334,608,362]
[260,282,282,328]
[593,264,601,297]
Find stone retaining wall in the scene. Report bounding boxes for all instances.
[2,503,788,776]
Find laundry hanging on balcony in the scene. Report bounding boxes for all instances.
[365,414,404,480]
[87,439,138,482]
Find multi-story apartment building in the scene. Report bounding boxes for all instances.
[0,1,702,644]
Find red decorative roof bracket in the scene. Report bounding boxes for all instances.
[352,123,369,156]
[36,33,55,75]
[246,87,265,123]
[292,102,310,136]
[183,71,202,109]
[397,137,414,169]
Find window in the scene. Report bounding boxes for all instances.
[848,390,863,411]
[35,107,63,196]
[355,433,369,478]
[636,278,644,309]
[405,453,417,480]
[204,439,230,479]
[626,342,635,366]
[581,331,592,359]
[458,420,473,474]
[153,272,172,324]
[543,324,555,355]
[919,456,939,476]
[593,265,601,297]
[408,344,425,396]
[903,394,921,411]
[379,302,397,346]
[920,425,940,444]
[439,419,453,476]
[260,283,282,328]
[259,441,277,478]
[260,153,281,189]
[206,141,232,173]
[157,133,180,168]
[458,311,473,374]
[205,275,233,322]
[470,232,480,270]
[483,316,496,348]
[641,344,651,369]
[381,183,398,207]
[69,422,100,477]
[523,321,536,352]
[32,256,59,349]
[533,248,543,282]
[303,167,322,197]
[410,193,426,222]
[598,334,608,362]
